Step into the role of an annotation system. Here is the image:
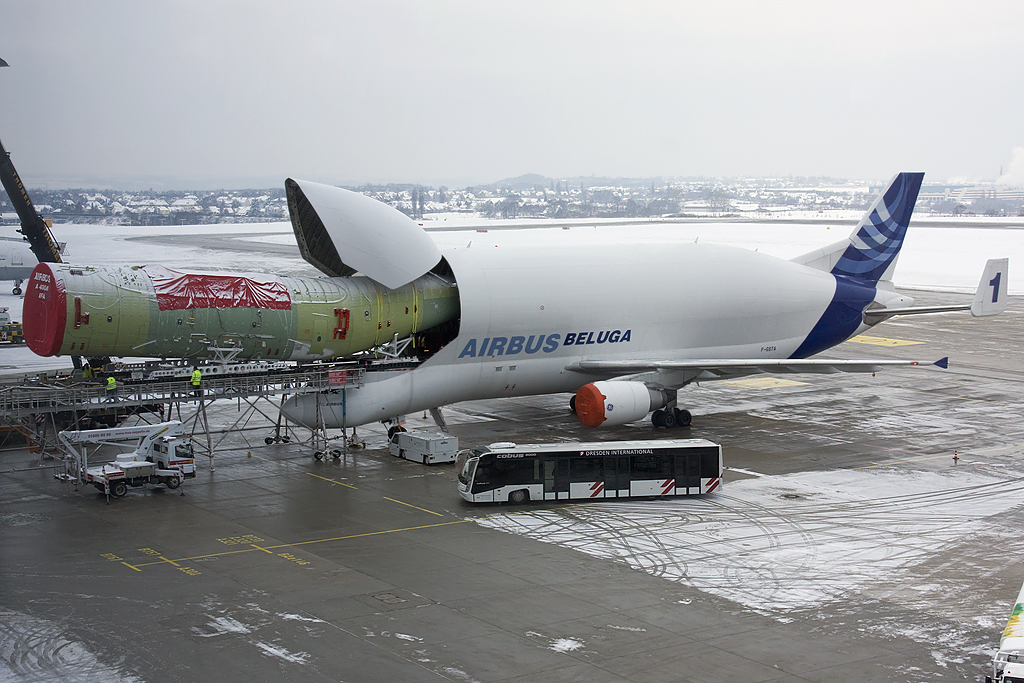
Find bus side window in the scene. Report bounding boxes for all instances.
[570,457,601,481]
[544,460,555,491]
[631,454,670,479]
[700,448,720,476]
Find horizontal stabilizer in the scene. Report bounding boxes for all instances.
[862,258,1008,323]
[970,258,1008,317]
[286,178,442,289]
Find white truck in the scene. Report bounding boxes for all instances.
[988,579,1024,683]
[388,430,458,464]
[59,421,196,499]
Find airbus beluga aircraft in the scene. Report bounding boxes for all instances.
[22,172,1007,431]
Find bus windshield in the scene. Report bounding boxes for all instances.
[458,458,477,486]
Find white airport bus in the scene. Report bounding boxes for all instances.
[458,438,722,503]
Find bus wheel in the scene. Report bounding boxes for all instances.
[508,489,529,504]
[675,409,692,428]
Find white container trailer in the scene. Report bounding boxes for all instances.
[389,431,458,464]
[988,579,1024,683]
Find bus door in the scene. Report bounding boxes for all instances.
[603,456,629,498]
[470,461,495,502]
[543,458,570,500]
[677,453,701,495]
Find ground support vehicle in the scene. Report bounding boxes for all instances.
[389,430,458,464]
[84,456,185,499]
[458,438,722,503]
[988,579,1024,683]
[0,307,23,344]
[58,421,196,500]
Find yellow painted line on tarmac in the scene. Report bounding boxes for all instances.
[721,377,807,389]
[132,546,270,568]
[308,470,443,515]
[279,519,472,549]
[306,472,358,489]
[126,519,476,570]
[849,334,923,347]
[121,561,141,572]
[382,496,445,517]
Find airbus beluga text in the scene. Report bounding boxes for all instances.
[22,172,1008,430]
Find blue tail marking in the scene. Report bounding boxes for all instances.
[831,172,924,282]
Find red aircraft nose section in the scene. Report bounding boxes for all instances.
[23,263,67,357]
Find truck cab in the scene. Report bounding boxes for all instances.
[989,651,1024,683]
[150,436,196,477]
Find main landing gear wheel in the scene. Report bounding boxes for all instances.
[12,286,21,296]
[387,426,407,440]
[265,435,291,445]
[652,408,692,429]
[569,395,577,413]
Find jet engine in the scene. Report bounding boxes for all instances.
[574,381,668,427]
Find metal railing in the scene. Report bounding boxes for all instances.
[0,367,366,421]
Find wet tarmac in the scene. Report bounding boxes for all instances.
[2,289,1023,682]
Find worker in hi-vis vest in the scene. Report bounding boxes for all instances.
[105,375,117,402]
[191,367,202,400]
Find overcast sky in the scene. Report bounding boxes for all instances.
[2,1,1023,190]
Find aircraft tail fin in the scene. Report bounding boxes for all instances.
[793,172,924,283]
[970,258,1009,317]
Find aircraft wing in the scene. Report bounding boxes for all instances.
[566,357,947,380]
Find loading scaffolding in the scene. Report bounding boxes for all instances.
[0,364,366,467]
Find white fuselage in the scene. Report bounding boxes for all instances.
[282,239,872,428]
[0,237,33,283]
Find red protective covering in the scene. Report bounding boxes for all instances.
[23,263,67,357]
[574,383,607,427]
[143,265,292,311]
